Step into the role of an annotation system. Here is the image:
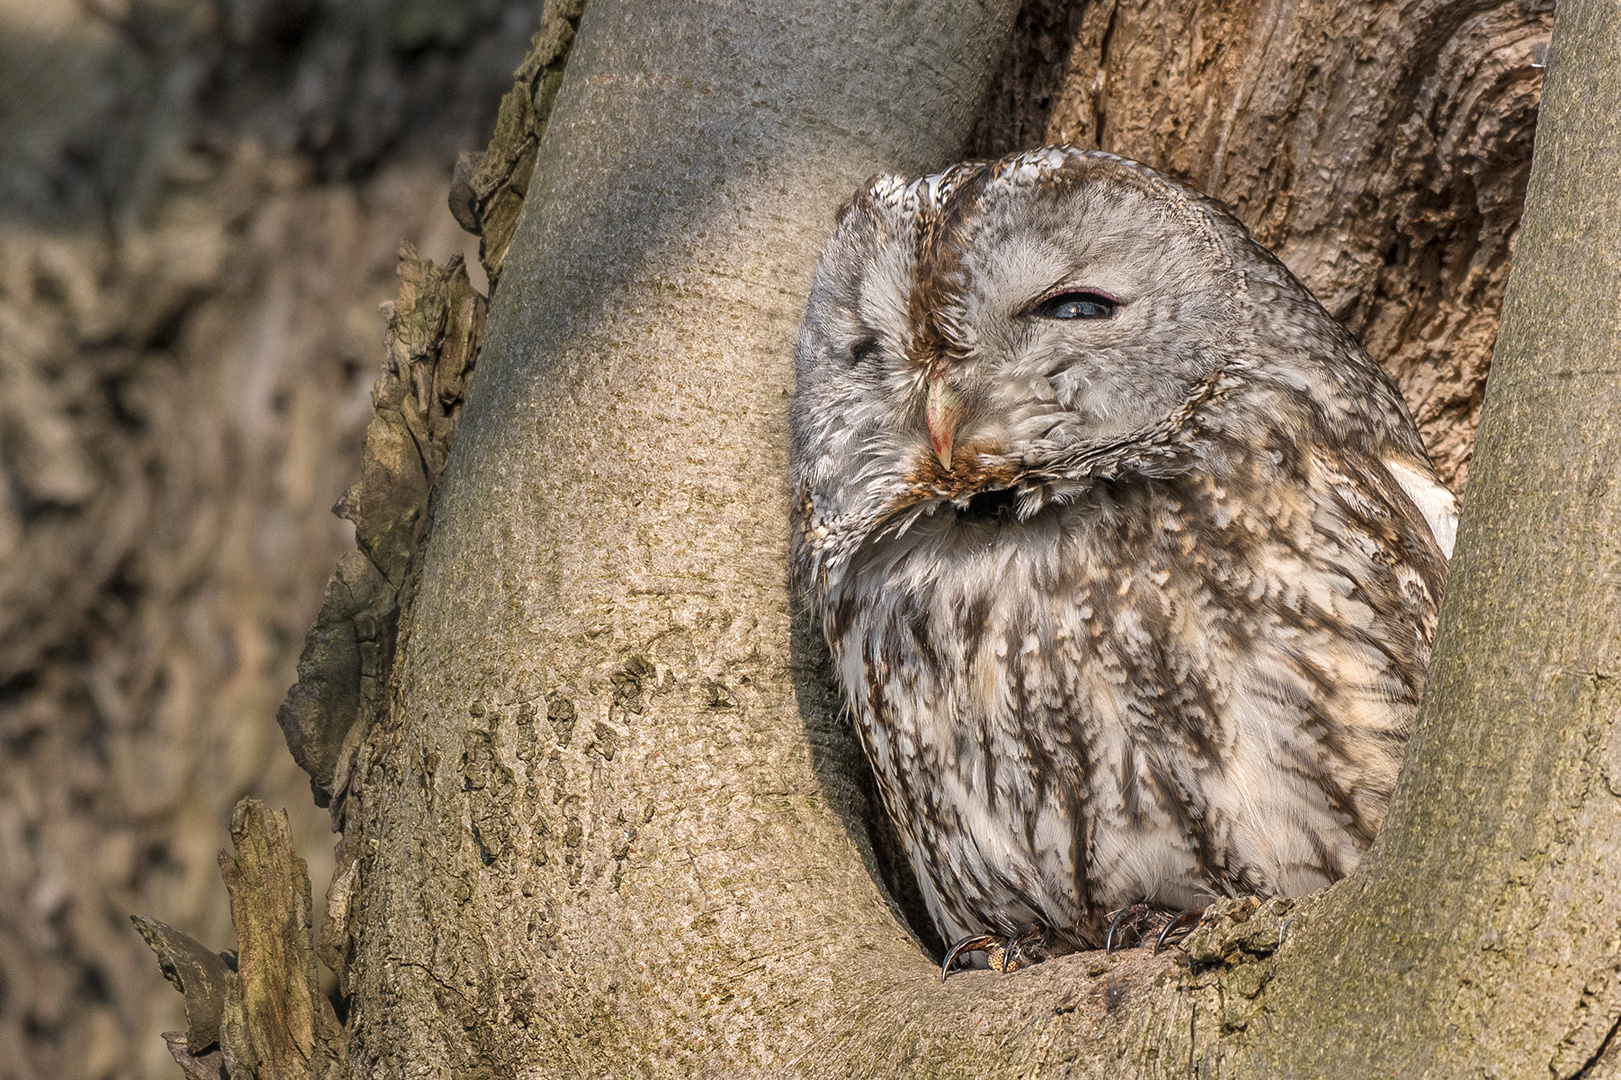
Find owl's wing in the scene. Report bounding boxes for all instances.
[1381,456,1459,559]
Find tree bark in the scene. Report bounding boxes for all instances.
[1253,0,1621,1069]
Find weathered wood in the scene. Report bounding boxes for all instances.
[131,915,233,1075]
[456,0,589,291]
[279,248,486,808]
[218,801,347,1080]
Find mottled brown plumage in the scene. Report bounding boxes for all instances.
[789,149,1455,962]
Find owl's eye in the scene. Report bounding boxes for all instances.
[1033,291,1118,320]
[849,335,881,365]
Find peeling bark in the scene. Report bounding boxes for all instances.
[137,803,349,1080]
[218,802,347,1080]
[278,245,486,809]
[453,0,590,292]
[132,916,233,1077]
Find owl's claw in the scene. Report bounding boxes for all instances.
[1104,903,1151,954]
[941,934,1001,980]
[941,925,1051,979]
[1153,907,1207,954]
[999,932,1023,972]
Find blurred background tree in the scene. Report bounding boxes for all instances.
[0,2,535,1076]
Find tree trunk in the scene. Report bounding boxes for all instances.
[74,0,1613,1074]
[325,0,1026,1071]
[291,0,1621,1075]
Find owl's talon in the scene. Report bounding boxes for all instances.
[1000,933,1020,972]
[1105,903,1151,954]
[941,925,1051,979]
[941,934,1000,980]
[1153,907,1206,954]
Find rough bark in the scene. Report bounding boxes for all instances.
[1252,0,1621,1069]
[136,802,350,1080]
[0,3,533,1078]
[278,243,488,809]
[307,0,1616,1076]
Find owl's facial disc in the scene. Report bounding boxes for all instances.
[790,148,1254,575]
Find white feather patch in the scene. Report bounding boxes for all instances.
[1383,457,1458,558]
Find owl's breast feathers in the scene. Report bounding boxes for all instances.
[805,423,1448,945]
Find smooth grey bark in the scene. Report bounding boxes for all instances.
[331,0,1620,1075]
[334,1,1027,1074]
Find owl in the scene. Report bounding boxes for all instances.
[788,148,1456,971]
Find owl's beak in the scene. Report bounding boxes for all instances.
[926,373,965,470]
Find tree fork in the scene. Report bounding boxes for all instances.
[138,0,1618,1075]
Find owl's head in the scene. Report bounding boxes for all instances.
[789,148,1424,602]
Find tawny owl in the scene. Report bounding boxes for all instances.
[788,148,1456,971]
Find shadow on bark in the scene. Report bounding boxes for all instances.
[788,599,946,963]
